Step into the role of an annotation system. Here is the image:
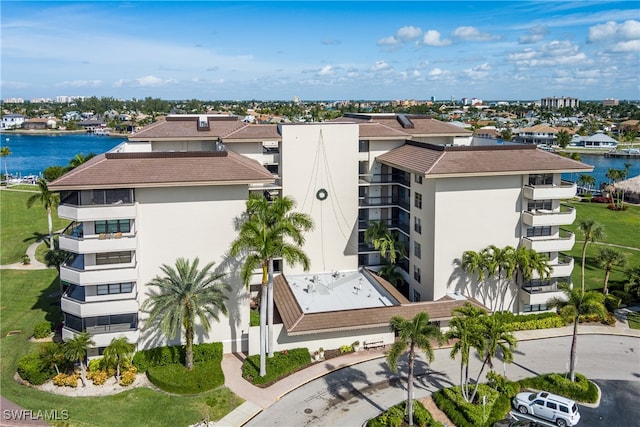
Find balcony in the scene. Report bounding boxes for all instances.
[522,205,576,227]
[58,203,136,222]
[359,196,410,210]
[359,173,410,186]
[523,181,576,200]
[520,282,565,305]
[61,255,138,285]
[62,327,139,348]
[521,230,575,252]
[59,232,137,254]
[357,219,410,235]
[61,297,138,318]
[533,256,574,279]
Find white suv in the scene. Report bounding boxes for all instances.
[512,391,581,426]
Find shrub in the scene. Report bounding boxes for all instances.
[611,290,633,306]
[33,321,52,339]
[339,345,353,354]
[242,348,311,386]
[591,196,613,204]
[133,342,223,372]
[87,369,108,385]
[604,294,621,312]
[494,312,567,331]
[120,366,137,386]
[367,400,437,427]
[53,373,79,387]
[147,361,223,394]
[17,353,54,385]
[433,384,501,427]
[517,372,599,403]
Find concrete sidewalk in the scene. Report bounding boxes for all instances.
[213,320,640,427]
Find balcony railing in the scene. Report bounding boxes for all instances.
[359,196,410,210]
[359,173,410,186]
[521,230,575,252]
[522,205,576,227]
[523,181,577,200]
[358,219,410,234]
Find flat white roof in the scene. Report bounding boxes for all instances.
[286,269,400,313]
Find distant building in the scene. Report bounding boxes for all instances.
[1,113,26,129]
[571,131,618,149]
[603,98,619,106]
[541,97,579,109]
[515,124,559,145]
[3,98,24,104]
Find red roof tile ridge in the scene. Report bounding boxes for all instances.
[50,153,107,186]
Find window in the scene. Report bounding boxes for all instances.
[265,164,278,175]
[526,226,552,237]
[413,290,421,302]
[527,200,553,211]
[65,284,86,301]
[546,402,557,410]
[415,192,422,209]
[359,140,370,153]
[95,219,130,234]
[414,217,422,234]
[414,242,421,259]
[523,304,548,312]
[96,282,134,295]
[414,174,423,184]
[91,189,133,205]
[413,266,421,283]
[534,400,545,406]
[559,406,569,414]
[96,251,132,265]
[359,160,369,175]
[273,259,282,273]
[528,174,553,186]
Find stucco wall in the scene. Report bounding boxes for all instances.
[280,123,360,274]
[135,185,251,353]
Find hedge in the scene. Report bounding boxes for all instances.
[242,348,311,386]
[146,361,224,394]
[494,312,567,331]
[367,400,442,427]
[517,372,599,403]
[17,353,55,385]
[33,321,52,339]
[133,342,222,372]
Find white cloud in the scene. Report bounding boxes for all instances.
[611,39,640,52]
[452,26,500,41]
[370,61,391,72]
[588,20,640,42]
[377,35,399,47]
[136,75,173,87]
[518,25,548,44]
[56,79,103,88]
[508,40,589,67]
[396,25,422,41]
[422,30,451,46]
[318,65,335,76]
[463,63,491,79]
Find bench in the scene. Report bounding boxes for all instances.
[364,339,385,350]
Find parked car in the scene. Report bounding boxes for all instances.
[512,391,580,427]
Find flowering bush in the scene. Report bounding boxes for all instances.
[53,373,79,387]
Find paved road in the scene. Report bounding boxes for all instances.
[246,335,640,427]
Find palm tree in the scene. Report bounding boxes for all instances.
[577,174,596,193]
[230,194,313,376]
[387,312,443,426]
[469,315,517,403]
[40,342,64,375]
[1,144,11,182]
[62,331,95,387]
[577,220,605,291]
[445,302,487,402]
[26,178,60,250]
[142,257,230,370]
[103,337,135,382]
[482,245,517,311]
[547,285,606,382]
[461,249,490,303]
[511,247,552,309]
[365,220,404,264]
[68,152,96,169]
[556,129,571,148]
[596,248,626,295]
[377,261,403,288]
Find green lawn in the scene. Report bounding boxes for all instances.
[0,189,69,264]
[563,201,640,292]
[0,269,243,427]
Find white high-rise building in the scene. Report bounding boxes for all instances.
[51,113,592,356]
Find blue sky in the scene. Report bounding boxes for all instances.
[2,1,639,101]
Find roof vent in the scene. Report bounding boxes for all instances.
[197,115,210,131]
[397,114,414,129]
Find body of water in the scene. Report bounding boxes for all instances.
[0,132,126,177]
[1,133,638,186]
[564,153,640,189]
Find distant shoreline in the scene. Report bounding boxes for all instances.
[1,129,127,138]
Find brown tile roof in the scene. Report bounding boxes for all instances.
[224,124,282,141]
[274,273,487,335]
[376,142,593,177]
[518,124,558,134]
[49,150,274,191]
[331,113,472,138]
[129,115,247,141]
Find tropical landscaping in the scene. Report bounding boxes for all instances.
[0,182,638,426]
